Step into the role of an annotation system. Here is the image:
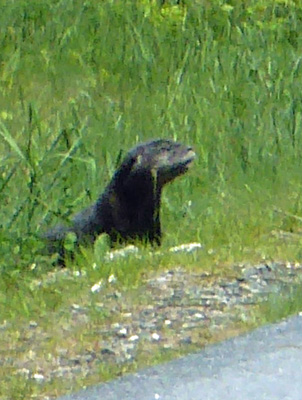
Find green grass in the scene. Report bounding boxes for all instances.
[2,0,302,398]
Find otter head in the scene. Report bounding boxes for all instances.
[129,139,196,187]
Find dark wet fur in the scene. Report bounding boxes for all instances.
[43,139,195,263]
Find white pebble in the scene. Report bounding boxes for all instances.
[117,328,128,337]
[129,335,139,342]
[33,373,45,382]
[151,333,160,341]
[169,242,203,254]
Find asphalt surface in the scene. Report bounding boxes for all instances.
[58,314,302,400]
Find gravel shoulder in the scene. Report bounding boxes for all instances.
[2,256,302,399]
[57,313,302,400]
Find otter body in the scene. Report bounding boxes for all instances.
[44,139,195,257]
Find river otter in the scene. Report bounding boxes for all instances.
[44,139,195,259]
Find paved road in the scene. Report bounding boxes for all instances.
[58,314,302,400]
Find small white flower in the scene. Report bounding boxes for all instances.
[73,270,86,277]
[108,274,116,283]
[91,280,103,293]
